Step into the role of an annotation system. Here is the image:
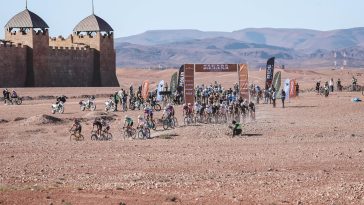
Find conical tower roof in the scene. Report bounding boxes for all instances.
[5,9,49,29]
[73,14,113,33]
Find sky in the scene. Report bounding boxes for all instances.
[0,0,363,39]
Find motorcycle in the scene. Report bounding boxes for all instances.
[105,99,116,112]
[6,97,23,105]
[79,99,96,111]
[51,102,64,114]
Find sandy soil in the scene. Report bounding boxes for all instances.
[0,69,364,205]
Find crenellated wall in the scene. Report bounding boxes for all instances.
[1,28,119,87]
[47,46,98,87]
[73,32,119,86]
[0,43,28,87]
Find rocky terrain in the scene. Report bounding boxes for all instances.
[0,69,363,204]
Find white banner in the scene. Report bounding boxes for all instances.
[284,79,290,101]
[156,80,164,102]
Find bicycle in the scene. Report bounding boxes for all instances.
[184,114,195,126]
[146,118,157,130]
[120,127,137,140]
[69,130,84,141]
[151,101,162,112]
[137,127,151,140]
[91,129,113,141]
[162,116,175,130]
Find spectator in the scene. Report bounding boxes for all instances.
[281,89,286,108]
[329,78,334,92]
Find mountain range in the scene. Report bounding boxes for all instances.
[115,28,364,68]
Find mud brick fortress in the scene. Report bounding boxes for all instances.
[0,6,119,87]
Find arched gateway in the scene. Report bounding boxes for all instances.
[177,64,249,105]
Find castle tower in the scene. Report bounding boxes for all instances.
[73,14,119,87]
[5,8,50,86]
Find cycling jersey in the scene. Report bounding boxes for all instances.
[125,117,133,126]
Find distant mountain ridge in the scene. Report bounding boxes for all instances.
[115,28,364,68]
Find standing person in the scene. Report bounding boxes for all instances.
[122,90,128,112]
[118,88,124,109]
[2,89,10,104]
[113,91,119,111]
[316,81,321,94]
[337,79,342,92]
[329,78,334,92]
[281,89,286,108]
[164,82,169,92]
[352,76,358,91]
[272,89,276,108]
[295,83,300,97]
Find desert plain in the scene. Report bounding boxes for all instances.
[0,68,363,205]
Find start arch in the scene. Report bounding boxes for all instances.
[178,64,249,105]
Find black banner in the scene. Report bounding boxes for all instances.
[177,65,185,92]
[265,57,275,89]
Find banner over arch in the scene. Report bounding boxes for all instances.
[179,64,249,105]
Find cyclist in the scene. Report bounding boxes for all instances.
[194,102,202,115]
[2,89,10,104]
[164,104,175,119]
[101,119,110,134]
[249,101,256,120]
[229,120,242,137]
[123,115,134,130]
[11,89,18,99]
[70,119,82,135]
[144,107,153,121]
[182,104,189,117]
[137,115,147,129]
[92,118,103,136]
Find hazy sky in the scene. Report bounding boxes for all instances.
[0,0,362,38]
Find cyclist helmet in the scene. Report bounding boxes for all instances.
[232,120,237,124]
[188,103,191,106]
[124,115,129,119]
[138,115,143,119]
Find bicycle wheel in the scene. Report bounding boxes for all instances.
[16,98,22,105]
[70,134,76,141]
[173,117,178,127]
[107,133,113,141]
[153,104,161,112]
[151,120,157,130]
[137,130,144,139]
[123,130,130,140]
[163,120,169,130]
[131,129,137,139]
[184,116,189,126]
[91,134,98,141]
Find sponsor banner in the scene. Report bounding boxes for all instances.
[273,71,282,99]
[195,64,238,72]
[184,64,195,105]
[238,64,249,100]
[156,80,164,102]
[177,65,185,92]
[142,80,150,100]
[284,79,290,101]
[170,72,178,94]
[266,57,275,89]
[290,79,296,97]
